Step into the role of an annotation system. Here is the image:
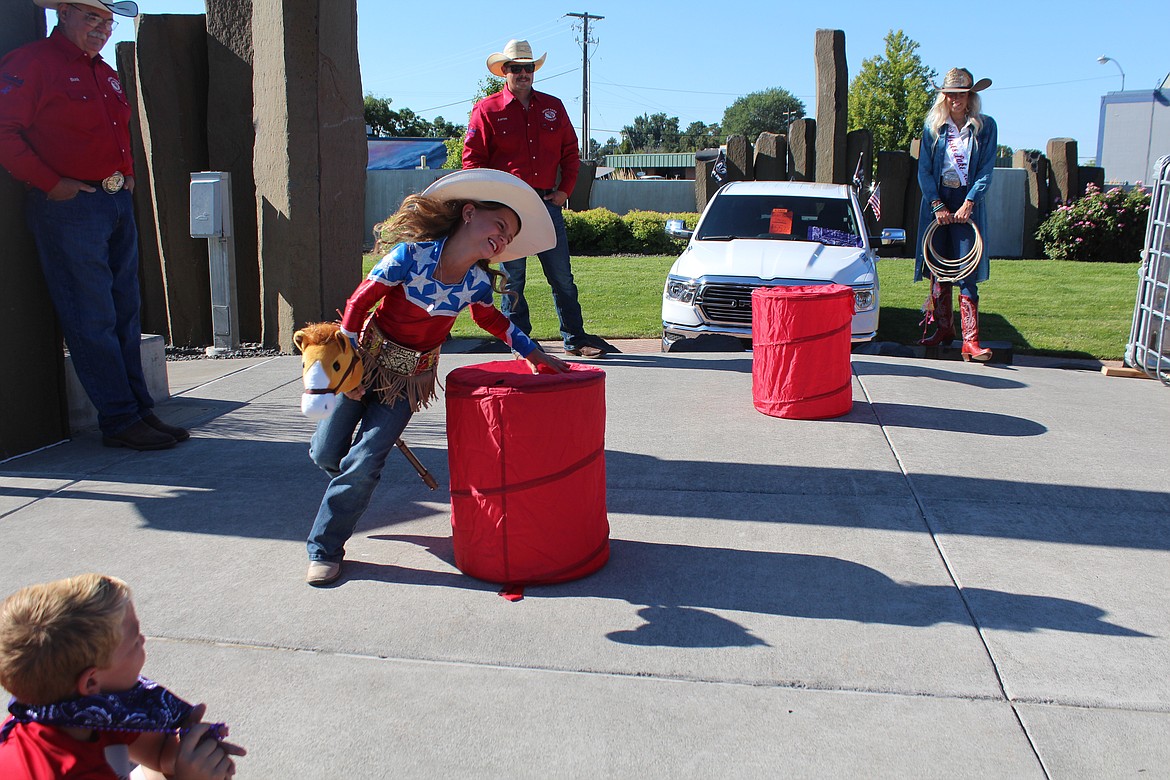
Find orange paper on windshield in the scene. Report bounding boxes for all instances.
[769,209,793,235]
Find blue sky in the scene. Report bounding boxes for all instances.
[114,1,1167,164]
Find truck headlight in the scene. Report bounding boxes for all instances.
[664,277,698,304]
[853,287,875,312]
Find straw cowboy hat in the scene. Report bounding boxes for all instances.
[935,67,991,93]
[423,169,555,260]
[486,39,547,78]
[35,0,139,17]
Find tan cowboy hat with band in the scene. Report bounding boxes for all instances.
[936,67,991,93]
[486,39,547,78]
[36,0,139,16]
[423,169,555,260]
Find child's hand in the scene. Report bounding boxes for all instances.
[524,349,570,374]
[172,703,246,780]
[343,382,366,401]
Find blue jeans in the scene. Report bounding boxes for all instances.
[930,186,980,300]
[500,200,591,350]
[306,392,414,562]
[25,188,153,436]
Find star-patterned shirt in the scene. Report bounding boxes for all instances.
[340,238,538,356]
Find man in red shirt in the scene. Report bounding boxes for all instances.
[463,39,609,357]
[0,0,189,450]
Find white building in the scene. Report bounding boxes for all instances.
[1097,73,1170,185]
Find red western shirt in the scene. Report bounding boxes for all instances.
[0,27,134,194]
[462,87,579,196]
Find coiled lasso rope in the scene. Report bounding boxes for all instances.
[921,219,983,282]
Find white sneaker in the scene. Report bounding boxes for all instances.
[306,560,341,586]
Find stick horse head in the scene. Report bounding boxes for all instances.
[292,322,362,420]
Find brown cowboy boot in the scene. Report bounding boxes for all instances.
[918,281,955,346]
[960,295,992,362]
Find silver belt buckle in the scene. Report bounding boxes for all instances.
[941,173,962,189]
[102,171,125,194]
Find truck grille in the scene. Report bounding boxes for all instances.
[696,283,758,324]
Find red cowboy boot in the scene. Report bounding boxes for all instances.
[960,295,992,362]
[918,281,955,346]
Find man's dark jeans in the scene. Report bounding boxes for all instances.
[500,199,591,350]
[26,188,153,436]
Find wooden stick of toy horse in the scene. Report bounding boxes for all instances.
[293,322,438,490]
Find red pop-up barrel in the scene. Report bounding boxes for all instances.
[445,361,609,585]
[751,284,854,419]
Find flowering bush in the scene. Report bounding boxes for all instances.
[1035,183,1150,262]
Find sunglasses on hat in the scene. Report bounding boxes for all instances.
[505,63,536,74]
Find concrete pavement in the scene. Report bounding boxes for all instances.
[1,343,1168,778]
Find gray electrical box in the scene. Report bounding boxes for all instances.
[189,171,239,354]
[190,172,228,238]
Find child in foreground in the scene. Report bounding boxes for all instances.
[0,574,245,779]
[304,168,569,587]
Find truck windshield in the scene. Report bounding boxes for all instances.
[696,194,862,247]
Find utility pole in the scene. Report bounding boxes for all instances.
[567,11,603,161]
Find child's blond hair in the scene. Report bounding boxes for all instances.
[0,574,131,705]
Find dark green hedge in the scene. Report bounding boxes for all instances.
[564,208,700,255]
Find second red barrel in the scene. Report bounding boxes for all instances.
[751,284,854,419]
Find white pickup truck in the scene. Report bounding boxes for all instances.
[661,180,904,352]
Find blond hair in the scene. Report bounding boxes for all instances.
[0,574,131,705]
[924,90,984,143]
[373,195,517,298]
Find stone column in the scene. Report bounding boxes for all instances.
[253,0,365,351]
[115,42,167,340]
[725,134,753,182]
[753,132,787,181]
[814,29,848,184]
[135,13,211,346]
[846,129,872,189]
[568,160,596,211]
[1078,165,1105,195]
[0,0,68,457]
[1013,149,1048,258]
[904,139,923,251]
[1046,138,1079,209]
[876,151,912,231]
[694,159,717,209]
[788,118,816,181]
[206,0,261,343]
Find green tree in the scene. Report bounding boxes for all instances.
[721,88,804,139]
[364,95,465,139]
[848,30,936,153]
[620,113,682,152]
[680,121,722,151]
[474,76,505,103]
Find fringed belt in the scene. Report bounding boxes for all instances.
[359,319,441,411]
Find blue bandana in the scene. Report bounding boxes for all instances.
[0,677,225,743]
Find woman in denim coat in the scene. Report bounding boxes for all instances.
[915,67,997,361]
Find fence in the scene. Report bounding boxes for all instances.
[1126,154,1170,383]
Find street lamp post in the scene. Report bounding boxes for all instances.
[1097,55,1126,92]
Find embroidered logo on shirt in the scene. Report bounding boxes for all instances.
[2,73,23,86]
[542,108,557,122]
[108,76,123,95]
[466,128,477,140]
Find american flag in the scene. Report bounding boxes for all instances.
[867,183,881,221]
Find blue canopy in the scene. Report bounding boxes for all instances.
[367,138,448,170]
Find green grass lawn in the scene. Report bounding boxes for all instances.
[363,254,1140,360]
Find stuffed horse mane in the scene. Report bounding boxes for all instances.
[293,322,362,419]
[292,321,438,490]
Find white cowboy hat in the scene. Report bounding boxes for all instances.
[486,39,547,78]
[35,0,139,17]
[935,67,991,93]
[423,169,556,260]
